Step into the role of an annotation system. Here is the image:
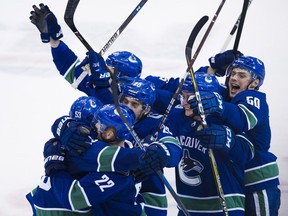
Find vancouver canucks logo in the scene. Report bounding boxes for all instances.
[178,149,204,186]
[204,75,213,83]
[89,99,97,108]
[128,54,138,63]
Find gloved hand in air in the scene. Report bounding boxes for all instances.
[195,124,235,151]
[84,51,111,88]
[188,91,224,116]
[51,116,92,156]
[43,138,66,176]
[29,3,63,43]
[209,50,243,76]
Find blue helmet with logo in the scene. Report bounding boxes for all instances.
[69,96,103,125]
[106,51,142,79]
[93,104,135,141]
[182,72,219,92]
[227,56,265,89]
[120,78,156,107]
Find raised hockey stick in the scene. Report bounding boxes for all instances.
[187,1,229,215]
[151,15,208,141]
[64,0,93,51]
[220,0,253,52]
[109,70,190,216]
[64,0,148,88]
[188,74,229,216]
[64,1,188,213]
[153,0,226,142]
[232,0,250,54]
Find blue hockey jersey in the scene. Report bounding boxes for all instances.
[49,40,182,216]
[165,106,254,215]
[26,171,144,216]
[220,88,280,193]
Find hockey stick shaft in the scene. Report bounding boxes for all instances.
[188,68,229,215]
[154,0,226,141]
[65,0,185,210]
[99,0,148,56]
[64,0,93,51]
[233,0,250,54]
[220,0,253,52]
[187,0,227,128]
[187,1,229,215]
[110,70,190,216]
[64,0,148,88]
[152,15,208,141]
[187,0,226,70]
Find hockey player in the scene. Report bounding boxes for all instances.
[29,3,183,210]
[29,3,181,104]
[50,95,104,156]
[189,52,281,216]
[27,104,147,215]
[52,79,182,215]
[162,72,255,215]
[29,3,142,103]
[27,102,181,216]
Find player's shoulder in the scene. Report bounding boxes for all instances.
[233,90,267,105]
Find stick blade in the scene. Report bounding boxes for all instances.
[185,15,209,64]
[64,0,80,32]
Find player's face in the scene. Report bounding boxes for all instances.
[227,68,252,98]
[180,91,194,117]
[120,96,146,121]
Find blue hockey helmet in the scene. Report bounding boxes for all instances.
[120,78,156,107]
[93,104,135,141]
[182,72,219,92]
[69,96,103,124]
[106,51,142,79]
[226,56,265,89]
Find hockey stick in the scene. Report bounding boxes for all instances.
[65,0,186,211]
[153,0,226,142]
[151,15,208,141]
[232,0,250,54]
[220,0,253,52]
[64,0,93,51]
[186,1,229,215]
[110,70,190,216]
[64,0,148,88]
[185,16,209,79]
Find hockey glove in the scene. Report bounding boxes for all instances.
[209,50,243,76]
[86,51,111,88]
[139,142,170,175]
[29,3,63,43]
[188,91,224,116]
[43,138,66,176]
[51,116,92,156]
[195,124,235,151]
[133,168,159,183]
